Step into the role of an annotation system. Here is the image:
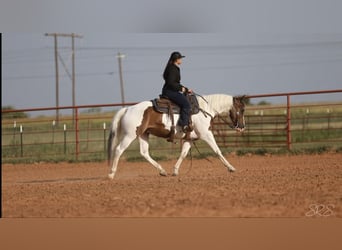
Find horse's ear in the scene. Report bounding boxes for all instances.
[234,95,248,104]
[234,95,243,100]
[239,95,249,105]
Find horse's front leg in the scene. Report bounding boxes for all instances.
[202,132,236,172]
[173,141,192,176]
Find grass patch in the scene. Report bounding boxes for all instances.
[2,102,342,164]
[233,145,337,157]
[290,145,331,155]
[125,155,168,162]
[236,148,272,156]
[335,147,342,153]
[254,148,268,155]
[191,151,216,159]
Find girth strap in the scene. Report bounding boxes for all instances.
[167,101,176,142]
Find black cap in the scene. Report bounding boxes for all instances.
[170,51,185,61]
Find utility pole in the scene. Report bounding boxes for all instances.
[45,33,82,124]
[53,35,59,123]
[71,33,76,121]
[44,33,60,123]
[117,52,126,106]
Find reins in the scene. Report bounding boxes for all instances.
[217,114,237,129]
[193,92,208,104]
[185,141,213,175]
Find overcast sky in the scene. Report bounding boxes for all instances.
[2,0,342,115]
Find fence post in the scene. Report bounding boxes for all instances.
[260,110,264,143]
[75,107,79,160]
[247,115,250,146]
[86,119,90,150]
[103,122,106,154]
[327,109,331,135]
[52,120,56,144]
[20,125,23,157]
[286,95,291,150]
[13,121,17,144]
[64,124,67,154]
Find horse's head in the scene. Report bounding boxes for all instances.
[229,95,246,132]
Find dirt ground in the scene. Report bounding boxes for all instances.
[2,153,342,217]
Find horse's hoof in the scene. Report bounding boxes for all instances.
[108,173,115,179]
[159,171,168,177]
[228,167,236,173]
[172,173,178,177]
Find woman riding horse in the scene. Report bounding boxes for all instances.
[162,51,193,133]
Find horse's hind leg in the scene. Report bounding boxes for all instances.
[172,141,192,176]
[108,135,135,179]
[139,134,167,176]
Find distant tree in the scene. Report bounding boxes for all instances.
[81,107,102,114]
[243,97,252,105]
[257,100,271,106]
[1,106,29,120]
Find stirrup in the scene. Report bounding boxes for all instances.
[181,126,189,133]
[182,125,193,133]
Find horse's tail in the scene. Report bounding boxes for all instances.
[107,107,127,165]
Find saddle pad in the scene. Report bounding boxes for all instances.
[151,94,200,115]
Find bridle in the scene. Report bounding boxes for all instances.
[219,114,240,129]
[229,100,245,129]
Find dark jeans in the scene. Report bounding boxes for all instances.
[162,89,191,127]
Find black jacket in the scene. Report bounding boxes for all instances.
[162,63,185,93]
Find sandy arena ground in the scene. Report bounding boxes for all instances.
[2,153,342,217]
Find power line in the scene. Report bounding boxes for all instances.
[70,40,342,51]
[58,52,72,80]
[4,56,342,81]
[4,39,342,64]
[4,39,342,55]
[3,46,342,65]
[3,72,115,81]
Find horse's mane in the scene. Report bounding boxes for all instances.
[198,94,233,114]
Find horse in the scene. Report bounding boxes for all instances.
[107,94,246,179]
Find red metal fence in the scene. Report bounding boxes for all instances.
[2,89,342,162]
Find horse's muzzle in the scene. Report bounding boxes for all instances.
[236,127,245,132]
[235,124,245,132]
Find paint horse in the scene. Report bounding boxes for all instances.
[108,94,246,179]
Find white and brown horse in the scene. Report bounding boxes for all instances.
[108,94,246,179]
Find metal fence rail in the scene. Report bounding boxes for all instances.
[2,89,342,162]
[212,102,342,150]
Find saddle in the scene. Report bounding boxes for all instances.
[151,94,199,142]
[151,94,200,115]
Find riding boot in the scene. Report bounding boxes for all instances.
[183,130,192,141]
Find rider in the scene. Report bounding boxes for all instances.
[162,51,193,133]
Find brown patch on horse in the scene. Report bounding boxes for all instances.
[136,107,173,139]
